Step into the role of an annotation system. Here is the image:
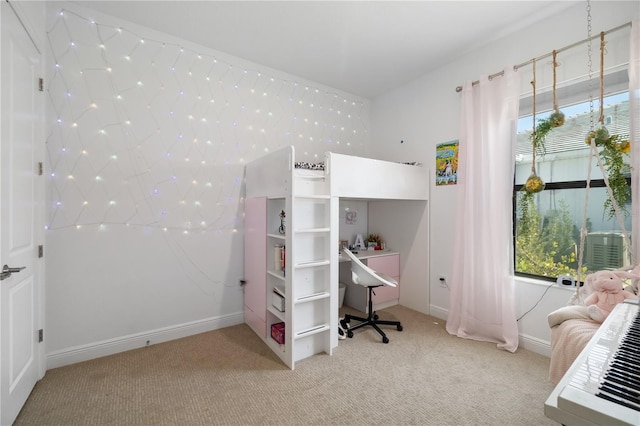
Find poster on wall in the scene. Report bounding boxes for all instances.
[435,140,458,186]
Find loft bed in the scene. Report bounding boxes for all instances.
[326,152,428,200]
[244,146,429,367]
[245,146,429,200]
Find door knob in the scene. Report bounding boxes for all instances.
[0,264,26,281]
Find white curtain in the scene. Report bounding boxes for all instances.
[445,67,520,352]
[630,18,639,265]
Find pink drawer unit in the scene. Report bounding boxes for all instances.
[367,254,399,305]
[366,254,399,278]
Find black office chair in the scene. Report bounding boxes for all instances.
[339,249,403,343]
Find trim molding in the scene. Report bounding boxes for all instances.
[47,312,244,369]
[518,333,551,357]
[429,305,448,322]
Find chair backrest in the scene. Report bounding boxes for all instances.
[342,248,397,288]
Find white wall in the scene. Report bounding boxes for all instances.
[44,2,371,367]
[42,1,640,366]
[370,1,639,356]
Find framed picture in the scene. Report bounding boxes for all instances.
[436,140,459,186]
[340,240,349,250]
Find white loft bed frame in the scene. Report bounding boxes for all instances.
[245,146,429,201]
[244,146,429,360]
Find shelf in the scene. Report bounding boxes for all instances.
[267,270,285,280]
[294,227,330,234]
[267,233,286,240]
[267,306,285,321]
[294,260,330,269]
[266,336,286,354]
[293,194,330,200]
[294,324,330,339]
[294,291,329,304]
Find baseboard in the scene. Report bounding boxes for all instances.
[428,304,551,358]
[428,305,449,321]
[372,299,398,312]
[517,333,551,357]
[46,312,245,369]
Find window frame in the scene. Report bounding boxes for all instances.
[512,82,632,283]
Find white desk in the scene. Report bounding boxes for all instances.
[338,249,398,262]
[339,250,400,312]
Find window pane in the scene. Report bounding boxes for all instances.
[516,92,629,184]
[516,187,632,276]
[514,92,632,279]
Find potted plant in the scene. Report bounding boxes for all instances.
[366,234,382,250]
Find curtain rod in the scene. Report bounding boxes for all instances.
[454,21,632,93]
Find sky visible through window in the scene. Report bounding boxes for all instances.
[517,92,629,133]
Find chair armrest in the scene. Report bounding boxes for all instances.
[374,272,397,287]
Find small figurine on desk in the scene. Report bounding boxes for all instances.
[278,210,286,235]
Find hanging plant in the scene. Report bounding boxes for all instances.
[520,55,567,230]
[531,117,553,155]
[530,51,565,158]
[597,134,631,219]
[584,32,631,219]
[524,58,546,194]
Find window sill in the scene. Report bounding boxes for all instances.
[514,275,576,292]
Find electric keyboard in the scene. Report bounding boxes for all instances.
[544,300,640,425]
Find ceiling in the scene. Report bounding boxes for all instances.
[74,1,580,99]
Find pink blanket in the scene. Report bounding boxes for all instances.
[549,318,601,384]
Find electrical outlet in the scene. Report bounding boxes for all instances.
[438,275,447,288]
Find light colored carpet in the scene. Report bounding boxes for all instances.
[15,305,557,425]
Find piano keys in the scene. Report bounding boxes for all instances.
[545,300,640,425]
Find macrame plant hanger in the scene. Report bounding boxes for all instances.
[576,5,634,296]
[550,50,565,128]
[525,59,545,194]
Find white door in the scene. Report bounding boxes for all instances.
[0,1,44,424]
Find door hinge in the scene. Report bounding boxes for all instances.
[38,162,43,176]
[38,245,44,258]
[38,78,44,92]
[38,329,43,343]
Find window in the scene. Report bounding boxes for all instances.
[514,82,631,282]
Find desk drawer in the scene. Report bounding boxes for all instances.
[366,254,399,278]
[372,279,399,304]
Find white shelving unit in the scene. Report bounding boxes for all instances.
[245,146,336,369]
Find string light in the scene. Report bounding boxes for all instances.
[46,7,368,236]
